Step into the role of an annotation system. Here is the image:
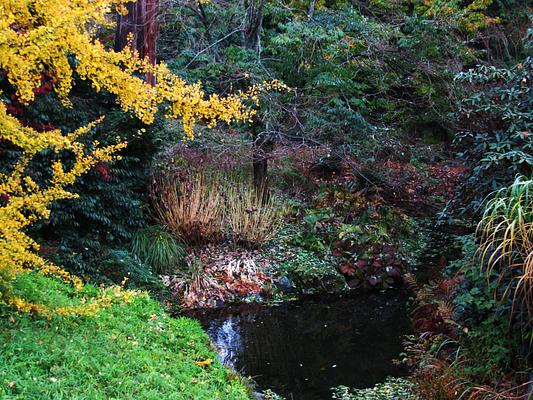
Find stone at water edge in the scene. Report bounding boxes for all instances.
[274,276,295,293]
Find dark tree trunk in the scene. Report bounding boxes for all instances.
[115,2,143,54]
[243,0,268,194]
[251,117,273,198]
[197,1,213,43]
[243,0,265,54]
[115,0,159,86]
[144,0,159,85]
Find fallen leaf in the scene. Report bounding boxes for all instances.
[194,358,213,367]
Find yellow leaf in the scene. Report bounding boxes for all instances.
[194,358,213,367]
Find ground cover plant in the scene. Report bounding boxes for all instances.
[332,377,418,400]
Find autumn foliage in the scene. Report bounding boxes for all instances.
[0,0,252,315]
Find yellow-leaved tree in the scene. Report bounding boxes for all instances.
[0,0,253,316]
[415,0,498,32]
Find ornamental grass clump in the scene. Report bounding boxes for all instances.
[150,170,285,247]
[477,176,533,320]
[224,184,285,247]
[150,173,225,244]
[130,225,186,274]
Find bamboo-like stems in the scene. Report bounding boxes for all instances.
[224,184,284,247]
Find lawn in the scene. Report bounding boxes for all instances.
[0,274,250,400]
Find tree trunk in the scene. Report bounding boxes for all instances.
[115,2,143,54]
[197,1,213,43]
[243,0,265,54]
[251,117,272,197]
[144,0,159,85]
[307,0,316,21]
[250,102,270,197]
[243,0,268,194]
[115,0,159,85]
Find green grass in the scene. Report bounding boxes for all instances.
[0,274,251,400]
[131,225,186,274]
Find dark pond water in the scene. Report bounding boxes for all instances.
[183,290,412,399]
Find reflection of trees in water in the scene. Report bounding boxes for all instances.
[208,316,243,369]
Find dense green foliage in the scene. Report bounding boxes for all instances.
[160,0,466,148]
[445,177,533,376]
[332,377,418,400]
[276,183,415,291]
[278,247,345,292]
[452,53,533,212]
[131,225,186,274]
[410,177,533,398]
[449,235,522,375]
[0,84,159,282]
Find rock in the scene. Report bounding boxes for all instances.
[274,276,294,293]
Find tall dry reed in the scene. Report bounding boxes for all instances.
[223,184,284,247]
[150,173,224,243]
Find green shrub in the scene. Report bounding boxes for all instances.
[279,249,345,293]
[131,226,186,274]
[21,93,154,280]
[449,233,528,377]
[332,377,418,400]
[100,249,156,288]
[291,209,336,254]
[452,54,533,213]
[53,246,155,288]
[446,177,533,376]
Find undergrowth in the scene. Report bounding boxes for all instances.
[332,377,418,400]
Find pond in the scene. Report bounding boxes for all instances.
[182,290,412,399]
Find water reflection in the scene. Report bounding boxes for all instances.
[207,317,243,368]
[183,290,412,400]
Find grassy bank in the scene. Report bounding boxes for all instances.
[0,274,250,400]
